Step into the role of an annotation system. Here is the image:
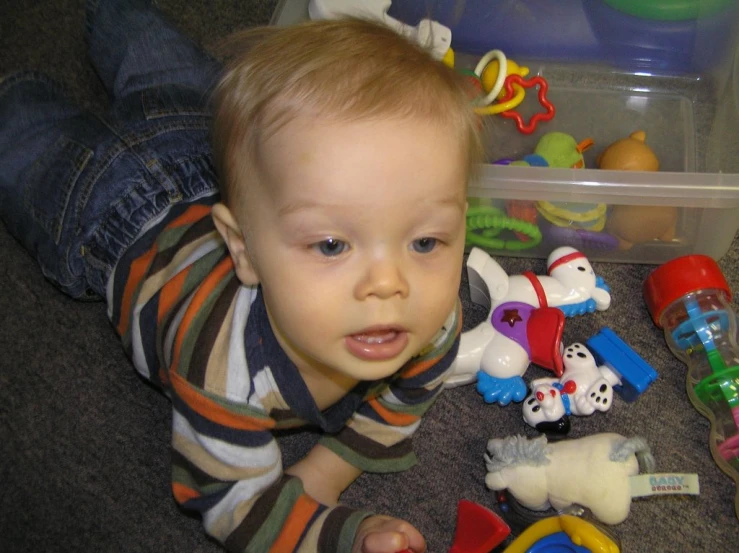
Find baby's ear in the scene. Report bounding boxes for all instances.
[211,203,260,286]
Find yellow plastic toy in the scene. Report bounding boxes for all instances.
[504,515,620,553]
[473,50,530,115]
[441,46,455,68]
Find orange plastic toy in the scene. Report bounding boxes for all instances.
[598,131,678,250]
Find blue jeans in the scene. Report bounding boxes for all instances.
[0,0,222,299]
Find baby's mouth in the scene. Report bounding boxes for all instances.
[351,329,400,344]
[345,327,409,361]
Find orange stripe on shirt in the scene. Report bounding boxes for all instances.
[167,204,213,229]
[172,482,200,505]
[400,356,437,380]
[170,256,232,374]
[268,495,320,553]
[116,204,211,337]
[368,397,418,427]
[169,370,276,432]
[117,245,158,335]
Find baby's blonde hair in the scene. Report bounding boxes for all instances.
[211,18,481,211]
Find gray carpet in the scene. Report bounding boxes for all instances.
[1,1,738,551]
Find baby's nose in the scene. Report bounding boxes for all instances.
[355,257,410,300]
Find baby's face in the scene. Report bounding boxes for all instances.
[239,115,468,384]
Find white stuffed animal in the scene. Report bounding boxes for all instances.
[484,433,654,525]
[522,342,622,433]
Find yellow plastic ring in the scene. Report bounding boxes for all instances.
[474,84,526,115]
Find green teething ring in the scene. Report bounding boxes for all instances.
[603,0,734,20]
[466,206,542,251]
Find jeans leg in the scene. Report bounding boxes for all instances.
[85,0,221,102]
[0,72,112,299]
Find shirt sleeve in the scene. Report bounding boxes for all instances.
[110,204,375,553]
[168,367,374,553]
[319,300,462,473]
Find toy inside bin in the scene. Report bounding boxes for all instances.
[386,0,739,263]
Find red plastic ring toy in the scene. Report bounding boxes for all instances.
[499,74,556,135]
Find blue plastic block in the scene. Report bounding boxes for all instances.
[587,327,658,402]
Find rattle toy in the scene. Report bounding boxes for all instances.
[599,131,678,250]
[644,254,739,519]
[484,433,655,525]
[447,247,611,407]
[523,328,657,434]
[473,52,530,115]
[470,49,555,134]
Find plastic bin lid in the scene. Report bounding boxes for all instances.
[643,255,732,327]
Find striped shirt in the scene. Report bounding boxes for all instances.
[107,198,462,553]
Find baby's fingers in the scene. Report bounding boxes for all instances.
[362,522,425,553]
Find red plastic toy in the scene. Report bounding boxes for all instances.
[498,74,555,134]
[396,500,511,553]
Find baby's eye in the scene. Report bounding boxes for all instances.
[411,237,438,254]
[312,238,348,257]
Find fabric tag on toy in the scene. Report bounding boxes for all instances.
[629,473,700,497]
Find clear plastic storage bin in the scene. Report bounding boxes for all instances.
[272,0,739,263]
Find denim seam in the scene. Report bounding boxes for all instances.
[82,152,217,269]
[141,88,212,119]
[72,118,211,235]
[84,183,219,277]
[23,136,94,245]
[0,71,65,98]
[81,175,154,276]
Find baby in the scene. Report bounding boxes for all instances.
[0,1,481,552]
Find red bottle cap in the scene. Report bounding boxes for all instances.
[643,255,731,328]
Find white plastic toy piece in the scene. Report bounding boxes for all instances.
[446,247,612,404]
[308,0,452,60]
[522,343,622,433]
[484,433,655,525]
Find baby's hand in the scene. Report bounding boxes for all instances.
[353,515,426,553]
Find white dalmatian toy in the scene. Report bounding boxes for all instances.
[522,343,622,434]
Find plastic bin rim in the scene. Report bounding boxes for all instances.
[469,165,739,206]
